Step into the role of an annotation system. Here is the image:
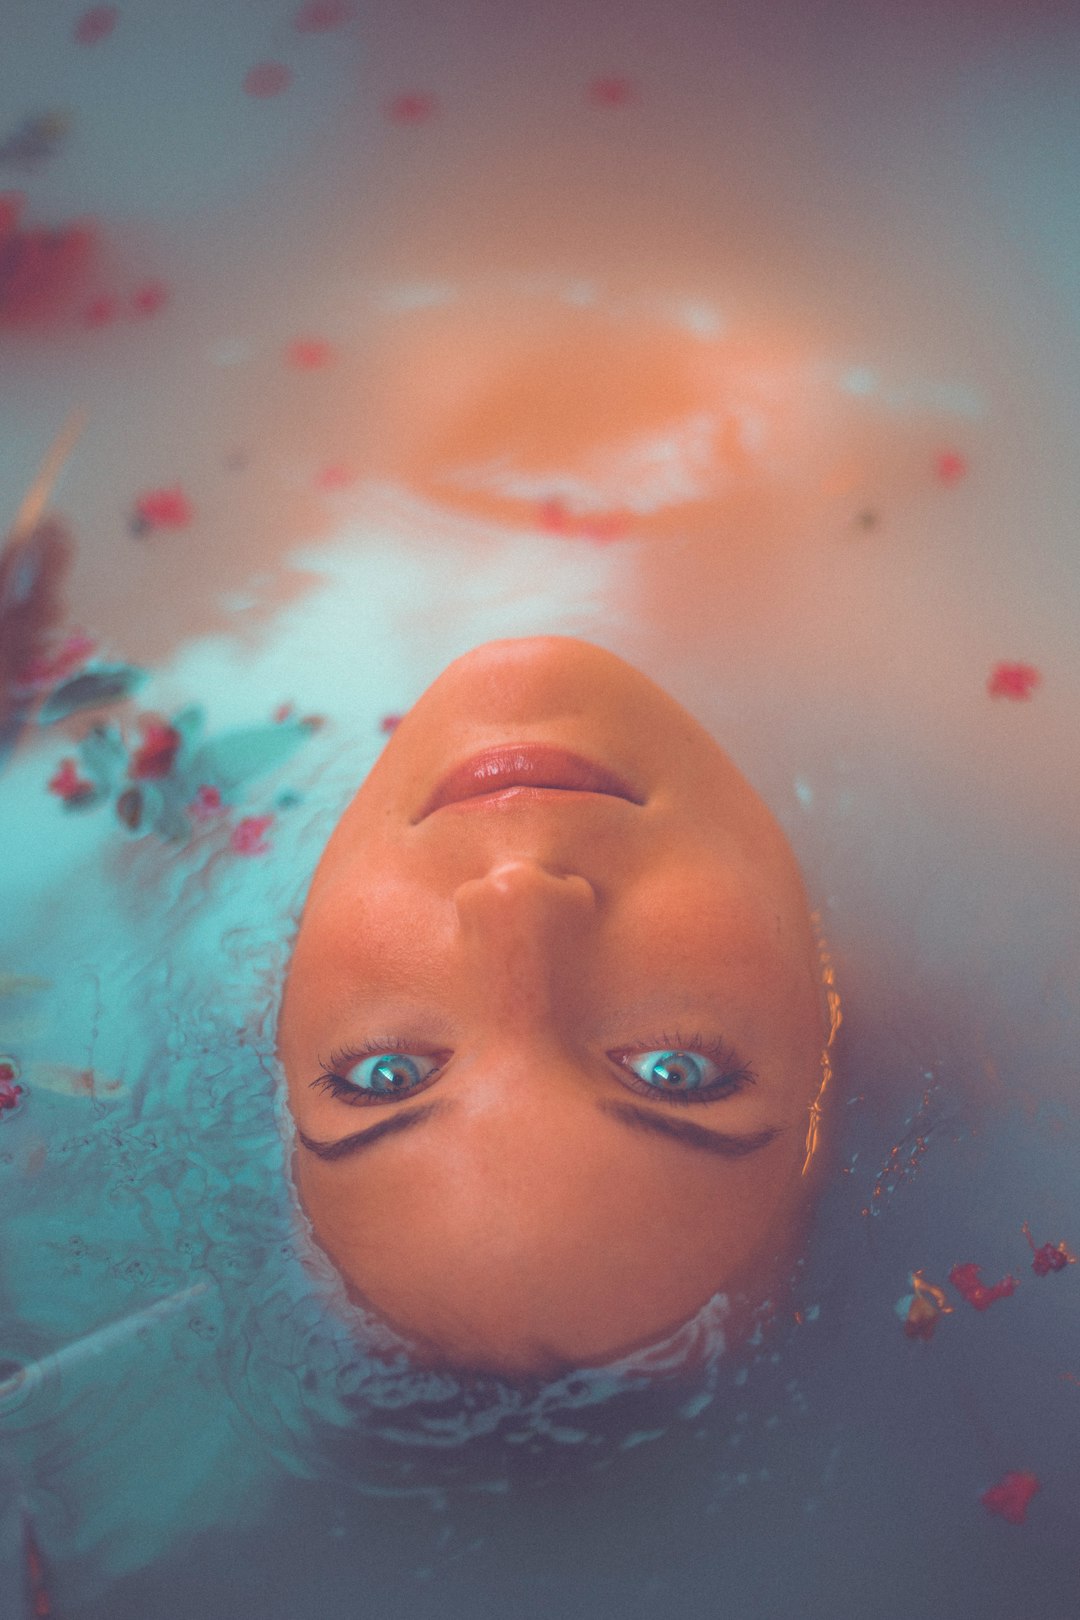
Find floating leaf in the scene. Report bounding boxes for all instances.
[37,664,146,724]
[77,722,126,790]
[188,719,312,795]
[115,785,144,831]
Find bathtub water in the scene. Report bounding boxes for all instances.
[1,2,1078,1616]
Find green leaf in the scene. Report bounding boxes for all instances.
[187,720,312,795]
[37,664,147,724]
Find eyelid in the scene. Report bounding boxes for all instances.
[609,1029,757,1105]
[309,1029,755,1107]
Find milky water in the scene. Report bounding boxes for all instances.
[1,2,1078,1615]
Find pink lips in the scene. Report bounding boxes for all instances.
[416,744,644,820]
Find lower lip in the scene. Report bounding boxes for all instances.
[417,744,642,820]
[430,784,625,812]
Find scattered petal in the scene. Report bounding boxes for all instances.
[987,661,1040,700]
[131,279,169,316]
[0,1055,20,1082]
[0,1078,24,1113]
[537,498,630,543]
[188,783,224,822]
[47,758,97,803]
[579,511,630,543]
[316,463,358,490]
[17,629,96,690]
[74,6,118,46]
[82,294,117,327]
[230,814,274,855]
[132,485,194,532]
[981,1470,1039,1525]
[934,449,968,484]
[538,497,571,532]
[294,0,354,30]
[588,76,637,107]
[386,92,438,124]
[0,196,97,327]
[379,713,403,733]
[129,716,181,780]
[949,1261,1018,1312]
[1022,1221,1075,1275]
[244,63,293,99]
[285,337,332,369]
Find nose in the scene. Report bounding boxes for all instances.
[453,859,598,1028]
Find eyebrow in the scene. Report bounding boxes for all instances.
[296,1101,445,1161]
[596,1099,784,1159]
[297,1096,783,1164]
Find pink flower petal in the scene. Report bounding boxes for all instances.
[386,92,438,124]
[987,661,1041,700]
[588,76,637,107]
[934,449,968,484]
[981,1471,1040,1525]
[132,279,169,316]
[949,1261,1017,1311]
[133,486,194,530]
[244,63,293,99]
[294,0,354,30]
[286,337,333,369]
[74,6,118,46]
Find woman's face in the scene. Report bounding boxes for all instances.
[278,637,828,1376]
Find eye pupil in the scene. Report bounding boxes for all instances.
[647,1052,702,1090]
[351,1054,422,1094]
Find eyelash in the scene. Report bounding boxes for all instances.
[310,1030,756,1109]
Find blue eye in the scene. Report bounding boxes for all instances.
[617,1032,755,1104]
[629,1049,711,1093]
[341,1052,431,1096]
[312,1041,446,1106]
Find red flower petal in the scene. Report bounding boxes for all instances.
[48,759,95,802]
[379,713,403,733]
[133,486,194,529]
[981,1470,1040,1525]
[316,463,358,490]
[987,661,1041,700]
[74,6,118,46]
[588,76,637,107]
[934,449,968,484]
[244,63,293,99]
[132,279,169,316]
[294,0,354,30]
[130,718,181,780]
[948,1261,1017,1311]
[82,294,116,327]
[286,337,333,369]
[230,814,274,855]
[386,92,438,124]
[188,784,224,822]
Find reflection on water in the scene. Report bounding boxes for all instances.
[2,1,1079,1615]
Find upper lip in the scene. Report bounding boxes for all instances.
[415,744,645,821]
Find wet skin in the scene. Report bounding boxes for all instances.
[278,636,829,1377]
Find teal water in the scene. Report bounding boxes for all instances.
[2,2,1079,1615]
